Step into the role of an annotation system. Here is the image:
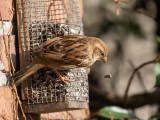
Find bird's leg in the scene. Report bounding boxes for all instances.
[54,70,71,84]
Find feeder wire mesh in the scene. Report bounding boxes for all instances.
[16,0,89,110]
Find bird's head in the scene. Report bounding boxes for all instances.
[90,37,108,63]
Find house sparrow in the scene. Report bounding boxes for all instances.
[12,35,108,86]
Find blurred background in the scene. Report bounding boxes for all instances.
[82,0,160,119]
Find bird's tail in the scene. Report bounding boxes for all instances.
[11,57,45,86]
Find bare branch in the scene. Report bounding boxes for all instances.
[90,84,160,109]
[129,60,147,92]
[123,54,160,107]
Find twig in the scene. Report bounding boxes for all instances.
[90,84,160,109]
[8,26,15,75]
[114,0,135,16]
[1,15,18,119]
[29,114,33,120]
[129,60,147,92]
[13,89,18,120]
[0,13,19,120]
[12,85,27,120]
[0,13,15,77]
[0,13,11,76]
[66,111,74,120]
[1,4,25,120]
[114,0,120,16]
[123,54,160,107]
[16,101,18,120]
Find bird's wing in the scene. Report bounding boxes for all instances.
[40,37,65,61]
[61,36,91,66]
[40,35,91,66]
[40,35,87,63]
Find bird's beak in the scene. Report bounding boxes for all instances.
[101,57,107,63]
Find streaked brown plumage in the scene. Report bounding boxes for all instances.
[12,35,108,86]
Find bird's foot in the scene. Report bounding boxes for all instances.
[57,76,71,84]
[54,70,72,84]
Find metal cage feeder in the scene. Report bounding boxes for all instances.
[16,0,89,113]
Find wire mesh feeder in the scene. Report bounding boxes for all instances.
[16,0,89,113]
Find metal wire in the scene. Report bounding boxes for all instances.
[16,0,88,105]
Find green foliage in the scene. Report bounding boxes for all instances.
[154,63,160,87]
[156,36,160,43]
[149,114,160,120]
[97,106,137,119]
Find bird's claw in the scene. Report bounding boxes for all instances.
[56,76,72,84]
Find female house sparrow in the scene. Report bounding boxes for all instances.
[12,35,108,86]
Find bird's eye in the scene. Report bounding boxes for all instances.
[101,52,104,57]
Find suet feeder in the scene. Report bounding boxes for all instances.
[16,0,88,113]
